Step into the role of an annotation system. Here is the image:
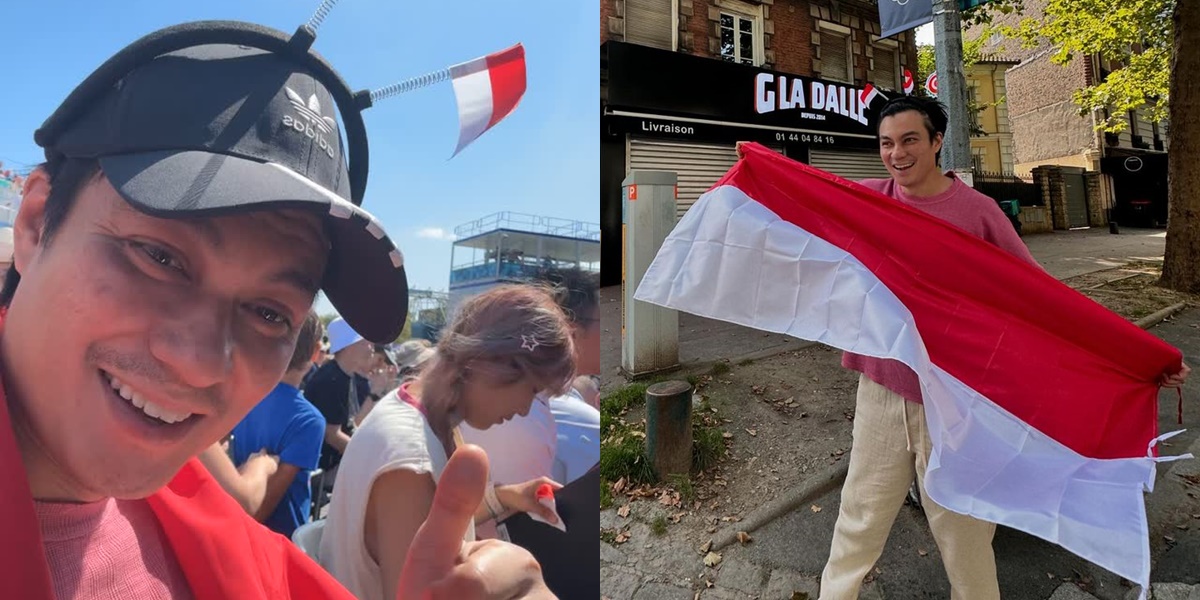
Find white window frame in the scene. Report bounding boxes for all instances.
[868,35,901,91]
[817,20,853,83]
[716,0,765,67]
[671,0,679,51]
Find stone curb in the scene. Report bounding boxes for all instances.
[1135,302,1189,330]
[624,340,818,383]
[711,460,849,551]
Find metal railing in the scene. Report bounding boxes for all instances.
[453,212,600,241]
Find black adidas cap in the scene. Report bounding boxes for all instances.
[43,43,407,343]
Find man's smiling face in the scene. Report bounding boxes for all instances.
[3,168,328,501]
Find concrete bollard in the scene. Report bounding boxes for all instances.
[645,380,693,478]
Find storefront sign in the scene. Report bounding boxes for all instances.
[606,114,878,150]
[754,73,871,126]
[604,41,886,141]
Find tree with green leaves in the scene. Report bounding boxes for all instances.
[979,0,1198,292]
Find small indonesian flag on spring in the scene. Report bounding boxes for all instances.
[903,69,915,95]
[634,143,1187,600]
[859,83,885,106]
[449,43,526,156]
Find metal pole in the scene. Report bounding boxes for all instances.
[932,0,973,182]
[645,380,693,478]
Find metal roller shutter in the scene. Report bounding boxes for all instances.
[625,0,674,51]
[821,32,851,82]
[808,149,890,181]
[871,47,897,90]
[628,138,782,220]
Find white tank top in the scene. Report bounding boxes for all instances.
[318,390,475,600]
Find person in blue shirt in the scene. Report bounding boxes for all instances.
[199,311,327,538]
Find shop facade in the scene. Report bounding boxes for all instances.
[601,40,893,284]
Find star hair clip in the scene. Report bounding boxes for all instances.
[520,334,541,352]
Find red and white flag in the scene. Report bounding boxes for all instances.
[903,69,915,95]
[634,143,1186,599]
[859,83,885,107]
[449,43,526,156]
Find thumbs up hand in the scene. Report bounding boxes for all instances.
[397,444,557,599]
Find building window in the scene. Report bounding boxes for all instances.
[967,83,982,133]
[971,147,986,174]
[626,0,675,51]
[1128,110,1140,137]
[817,20,853,83]
[869,36,899,91]
[719,12,758,65]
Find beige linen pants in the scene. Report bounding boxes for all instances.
[819,375,999,600]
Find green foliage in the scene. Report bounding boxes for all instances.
[600,528,618,544]
[692,424,726,473]
[600,434,657,485]
[709,362,731,377]
[666,473,697,504]
[600,383,648,436]
[651,515,669,536]
[601,481,614,509]
[961,0,1026,27]
[918,45,937,86]
[992,0,1174,131]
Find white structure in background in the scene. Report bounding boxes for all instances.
[448,212,600,319]
[0,176,20,272]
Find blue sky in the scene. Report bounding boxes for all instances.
[0,0,597,315]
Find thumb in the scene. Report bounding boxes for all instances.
[397,444,490,599]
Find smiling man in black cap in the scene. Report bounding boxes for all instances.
[0,31,553,600]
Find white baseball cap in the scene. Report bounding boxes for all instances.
[327,317,365,354]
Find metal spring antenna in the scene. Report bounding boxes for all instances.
[305,0,340,35]
[369,68,452,104]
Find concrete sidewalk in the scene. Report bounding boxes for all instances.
[601,226,1167,387]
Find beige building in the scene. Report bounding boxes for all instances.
[966,58,1018,175]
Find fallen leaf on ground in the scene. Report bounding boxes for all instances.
[737,531,753,545]
[1177,524,1189,530]
[617,504,630,518]
[699,540,713,554]
[613,477,626,494]
[705,579,714,588]
[811,504,822,513]
[746,428,758,436]
[614,531,629,544]
[918,549,928,557]
[703,552,723,567]
[722,432,734,439]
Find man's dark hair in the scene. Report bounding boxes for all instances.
[288,311,324,372]
[534,267,599,326]
[877,96,949,163]
[0,157,101,307]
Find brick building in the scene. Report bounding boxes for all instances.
[600,0,918,284]
[969,0,1170,227]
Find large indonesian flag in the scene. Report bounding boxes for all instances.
[634,143,1186,596]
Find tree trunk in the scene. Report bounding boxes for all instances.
[1160,0,1200,293]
